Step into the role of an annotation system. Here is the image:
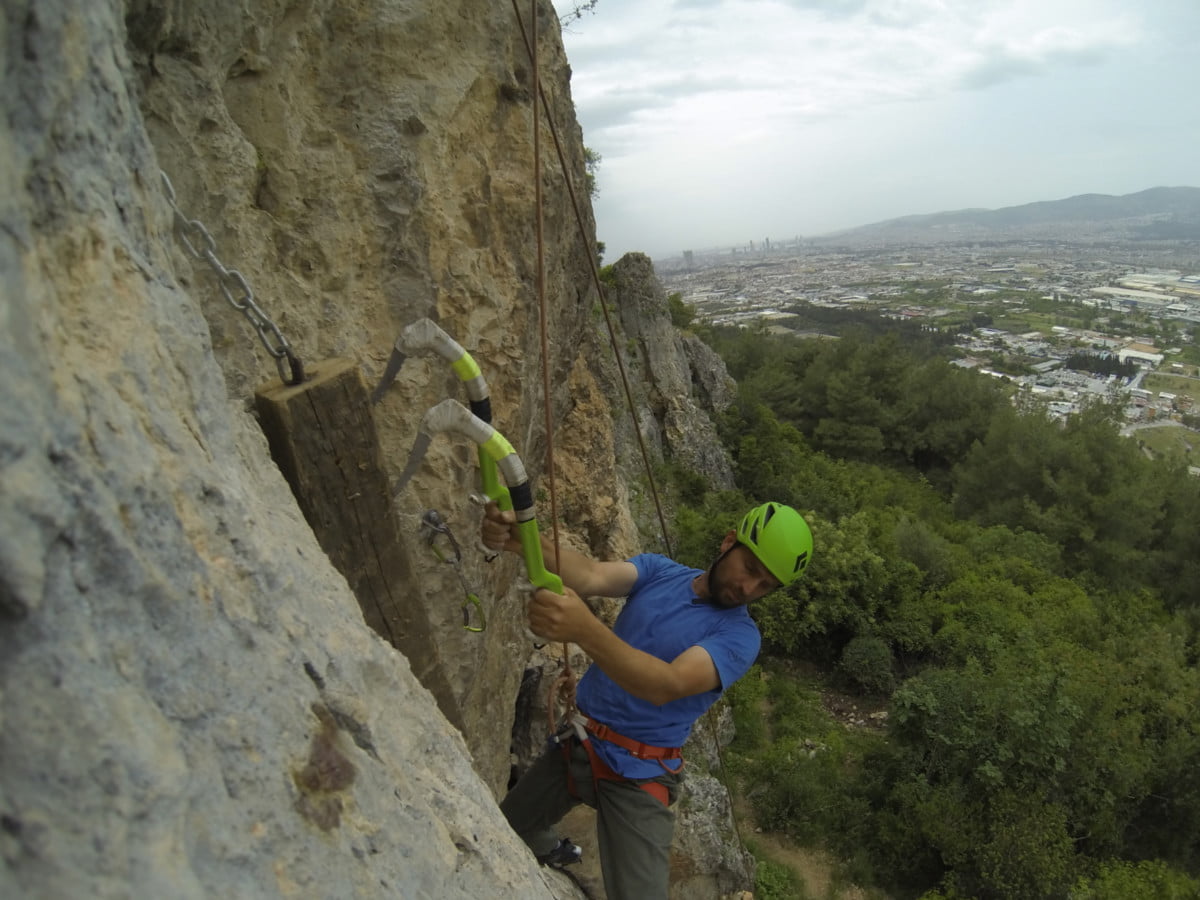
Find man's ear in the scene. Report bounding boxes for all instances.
[719,531,737,552]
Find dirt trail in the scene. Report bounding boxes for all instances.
[733,796,871,900]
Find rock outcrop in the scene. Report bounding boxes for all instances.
[0,1,749,897]
[603,253,737,497]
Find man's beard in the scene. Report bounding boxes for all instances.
[705,547,745,608]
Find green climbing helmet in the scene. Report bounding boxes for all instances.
[736,502,813,585]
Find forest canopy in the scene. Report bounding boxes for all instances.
[667,324,1200,900]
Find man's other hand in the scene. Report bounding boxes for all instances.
[481,501,522,554]
[527,586,592,643]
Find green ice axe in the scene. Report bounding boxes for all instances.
[394,399,562,594]
[372,318,512,513]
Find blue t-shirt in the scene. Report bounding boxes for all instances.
[575,553,761,779]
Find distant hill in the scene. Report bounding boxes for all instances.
[817,186,1200,245]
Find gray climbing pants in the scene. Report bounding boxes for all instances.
[500,737,682,900]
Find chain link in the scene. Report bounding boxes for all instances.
[161,171,304,385]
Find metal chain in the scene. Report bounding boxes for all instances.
[160,171,304,385]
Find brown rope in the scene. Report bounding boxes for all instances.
[511,5,749,861]
[524,0,576,720]
[510,0,673,560]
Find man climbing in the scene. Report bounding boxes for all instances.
[482,500,813,900]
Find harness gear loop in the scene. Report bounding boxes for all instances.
[419,509,486,632]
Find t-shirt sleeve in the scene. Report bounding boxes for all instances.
[627,553,668,599]
[700,618,761,691]
[628,553,663,581]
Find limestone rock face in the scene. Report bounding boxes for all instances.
[0,0,750,897]
[603,253,737,495]
[671,709,757,899]
[1,1,583,897]
[125,0,597,796]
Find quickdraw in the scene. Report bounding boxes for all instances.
[419,509,486,632]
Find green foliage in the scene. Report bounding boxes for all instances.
[671,490,746,570]
[1064,351,1137,379]
[890,514,966,590]
[754,509,923,667]
[752,853,810,900]
[940,790,1077,900]
[682,321,1200,898]
[725,665,769,752]
[583,145,601,199]
[708,328,1006,477]
[660,459,710,507]
[749,735,856,843]
[765,671,829,741]
[666,290,696,329]
[838,635,895,695]
[951,396,1200,605]
[1073,859,1200,899]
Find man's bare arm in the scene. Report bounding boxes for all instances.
[527,587,720,707]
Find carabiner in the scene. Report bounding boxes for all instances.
[462,593,485,633]
[420,508,488,633]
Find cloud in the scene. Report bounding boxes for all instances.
[551,0,1200,257]
[567,0,1142,151]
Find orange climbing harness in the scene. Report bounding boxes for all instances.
[557,716,679,808]
[582,717,683,765]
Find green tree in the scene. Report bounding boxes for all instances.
[583,145,601,199]
[951,398,1169,591]
[666,291,695,329]
[1073,859,1200,899]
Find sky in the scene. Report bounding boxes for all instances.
[549,0,1200,260]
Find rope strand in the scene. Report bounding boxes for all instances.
[511,2,748,862]
[525,0,576,720]
[510,1,673,559]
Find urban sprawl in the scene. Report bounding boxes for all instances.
[657,242,1200,471]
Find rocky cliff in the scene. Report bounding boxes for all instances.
[0,1,748,897]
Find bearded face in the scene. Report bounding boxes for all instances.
[706,543,781,608]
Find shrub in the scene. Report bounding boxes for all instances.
[753,855,810,900]
[1072,859,1200,899]
[838,635,895,695]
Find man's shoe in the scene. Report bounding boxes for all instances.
[537,837,582,869]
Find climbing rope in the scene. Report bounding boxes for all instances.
[525,0,577,725]
[509,2,673,559]
[161,171,304,385]
[535,0,576,724]
[511,2,749,857]
[513,0,678,713]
